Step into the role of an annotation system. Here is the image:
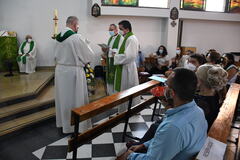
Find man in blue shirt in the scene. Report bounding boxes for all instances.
[117,68,208,160]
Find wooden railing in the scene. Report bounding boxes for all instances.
[68,80,160,160]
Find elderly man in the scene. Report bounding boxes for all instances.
[102,24,123,95]
[17,35,37,73]
[54,16,95,133]
[117,68,208,160]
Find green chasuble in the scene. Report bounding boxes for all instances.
[17,41,34,64]
[114,32,134,92]
[55,30,76,42]
[106,34,121,84]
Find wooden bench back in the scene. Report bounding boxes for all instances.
[208,83,240,143]
[68,80,160,152]
[71,80,159,124]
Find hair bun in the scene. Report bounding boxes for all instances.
[207,66,228,90]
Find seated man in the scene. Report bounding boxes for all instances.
[117,68,208,160]
[17,35,37,73]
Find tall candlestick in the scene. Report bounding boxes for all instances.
[52,9,59,39]
[54,9,58,18]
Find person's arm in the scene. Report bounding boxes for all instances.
[73,35,95,64]
[128,124,183,160]
[28,41,37,58]
[114,37,138,65]
[18,43,23,55]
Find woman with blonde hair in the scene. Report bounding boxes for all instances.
[195,64,228,128]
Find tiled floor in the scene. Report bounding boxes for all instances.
[32,101,156,160]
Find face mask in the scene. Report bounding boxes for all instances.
[75,25,79,33]
[176,50,180,54]
[185,62,196,71]
[109,31,115,36]
[164,87,174,106]
[119,30,124,36]
[27,38,32,43]
[159,49,163,54]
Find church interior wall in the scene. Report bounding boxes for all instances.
[181,19,240,54]
[0,0,240,67]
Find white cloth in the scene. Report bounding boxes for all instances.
[114,35,140,113]
[178,55,189,67]
[157,55,170,66]
[54,28,95,133]
[17,41,37,73]
[106,34,124,95]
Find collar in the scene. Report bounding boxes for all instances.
[63,27,74,34]
[113,33,119,37]
[165,100,196,117]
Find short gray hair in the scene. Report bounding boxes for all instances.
[66,16,79,25]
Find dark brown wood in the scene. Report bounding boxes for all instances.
[68,96,157,152]
[208,83,240,143]
[71,80,160,124]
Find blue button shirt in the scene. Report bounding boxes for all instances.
[128,100,208,160]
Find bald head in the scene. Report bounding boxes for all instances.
[66,16,79,33]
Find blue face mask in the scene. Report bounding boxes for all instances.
[109,31,115,36]
[159,49,163,54]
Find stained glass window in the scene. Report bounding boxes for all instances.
[181,0,205,11]
[102,0,138,6]
[229,0,240,13]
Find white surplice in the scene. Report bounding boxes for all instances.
[54,28,95,133]
[114,34,140,113]
[106,34,124,95]
[17,41,37,73]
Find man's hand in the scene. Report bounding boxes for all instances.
[102,47,109,53]
[129,144,146,152]
[116,150,133,160]
[101,54,107,59]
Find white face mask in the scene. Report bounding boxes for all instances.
[176,50,180,54]
[185,62,196,71]
[76,25,79,33]
[159,49,163,54]
[109,31,115,36]
[27,38,32,43]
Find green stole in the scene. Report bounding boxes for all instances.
[17,41,34,64]
[114,32,133,92]
[106,34,121,84]
[56,30,76,42]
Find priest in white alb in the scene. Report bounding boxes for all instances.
[54,16,95,133]
[114,20,140,113]
[17,35,37,74]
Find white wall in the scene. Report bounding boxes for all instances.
[181,19,240,55]
[0,0,167,66]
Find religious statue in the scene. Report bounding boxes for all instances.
[17,35,37,74]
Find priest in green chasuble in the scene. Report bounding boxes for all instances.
[17,35,37,73]
[102,24,124,95]
[114,20,140,113]
[54,16,95,133]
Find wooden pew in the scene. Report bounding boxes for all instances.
[199,83,240,159]
[68,80,160,160]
